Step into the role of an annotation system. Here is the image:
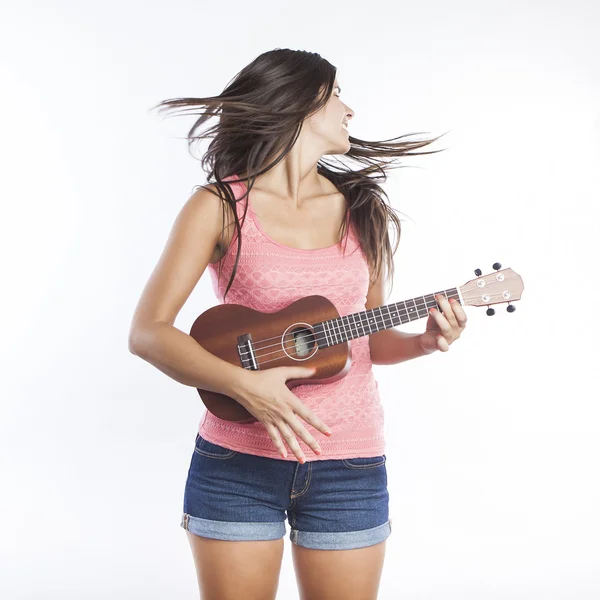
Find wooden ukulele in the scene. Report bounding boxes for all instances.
[190,263,524,423]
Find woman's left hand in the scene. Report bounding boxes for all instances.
[419,294,468,354]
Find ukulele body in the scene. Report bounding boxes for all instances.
[188,266,525,423]
[189,295,352,423]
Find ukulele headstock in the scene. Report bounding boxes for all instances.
[459,263,524,314]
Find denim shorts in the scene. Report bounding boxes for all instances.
[180,434,392,551]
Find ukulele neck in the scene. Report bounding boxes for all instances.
[315,287,461,348]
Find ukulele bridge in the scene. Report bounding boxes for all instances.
[237,333,258,370]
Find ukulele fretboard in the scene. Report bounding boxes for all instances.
[314,287,460,348]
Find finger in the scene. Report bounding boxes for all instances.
[278,421,308,463]
[436,294,458,327]
[284,412,323,456]
[449,298,468,326]
[265,423,288,458]
[294,403,332,437]
[429,305,453,335]
[437,334,450,352]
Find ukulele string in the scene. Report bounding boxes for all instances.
[238,304,442,365]
[236,291,461,366]
[240,293,459,358]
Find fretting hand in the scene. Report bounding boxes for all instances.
[419,294,467,354]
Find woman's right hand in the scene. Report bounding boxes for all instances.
[231,366,332,463]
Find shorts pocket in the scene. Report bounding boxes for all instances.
[194,434,238,460]
[342,455,386,469]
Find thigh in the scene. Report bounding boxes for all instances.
[292,539,387,600]
[288,455,391,600]
[181,434,292,541]
[181,434,294,599]
[187,532,284,600]
[288,455,391,550]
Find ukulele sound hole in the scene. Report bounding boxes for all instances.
[288,326,316,358]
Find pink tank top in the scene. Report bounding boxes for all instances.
[198,174,385,461]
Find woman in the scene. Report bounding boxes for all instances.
[128,48,467,600]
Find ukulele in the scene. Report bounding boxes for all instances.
[190,263,524,423]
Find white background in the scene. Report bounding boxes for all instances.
[2,0,599,598]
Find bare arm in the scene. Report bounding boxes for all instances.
[128,185,247,399]
[130,321,248,399]
[365,262,432,364]
[128,185,335,462]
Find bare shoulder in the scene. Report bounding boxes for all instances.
[128,184,234,346]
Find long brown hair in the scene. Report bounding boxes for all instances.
[151,48,448,302]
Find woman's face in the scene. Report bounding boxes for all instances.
[307,77,354,155]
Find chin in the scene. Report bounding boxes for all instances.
[325,139,351,155]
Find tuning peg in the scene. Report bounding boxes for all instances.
[507,303,516,313]
[486,307,495,316]
[474,268,482,276]
[493,262,502,271]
